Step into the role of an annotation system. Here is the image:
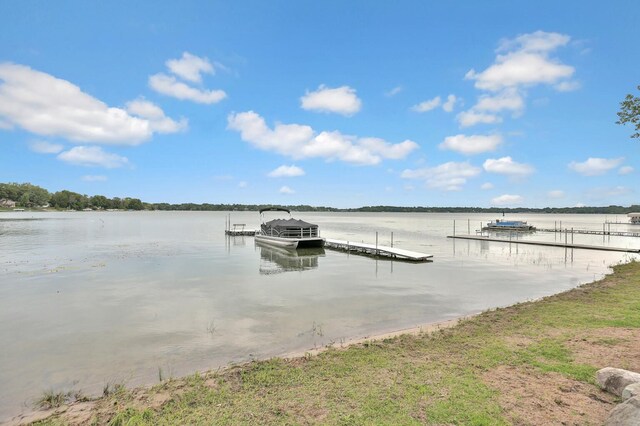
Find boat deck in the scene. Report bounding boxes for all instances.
[324,238,433,262]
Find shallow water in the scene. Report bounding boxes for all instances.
[0,211,638,420]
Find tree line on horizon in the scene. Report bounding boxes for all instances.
[1,182,639,214]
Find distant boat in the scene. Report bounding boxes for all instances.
[629,213,640,225]
[255,207,325,249]
[483,219,536,231]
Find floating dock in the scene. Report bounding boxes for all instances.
[448,234,640,253]
[225,224,257,236]
[324,238,433,262]
[535,228,640,237]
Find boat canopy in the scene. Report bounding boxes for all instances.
[264,218,317,229]
[259,207,291,214]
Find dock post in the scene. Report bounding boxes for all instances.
[391,232,394,248]
[375,232,379,256]
[467,219,470,235]
[453,220,456,236]
[560,221,562,231]
[555,221,557,231]
[572,228,574,244]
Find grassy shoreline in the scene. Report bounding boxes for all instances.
[19,260,640,425]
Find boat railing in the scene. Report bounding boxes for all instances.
[261,225,319,238]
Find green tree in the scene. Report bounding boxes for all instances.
[123,197,144,210]
[89,195,110,209]
[1,183,50,207]
[50,190,88,210]
[617,85,640,138]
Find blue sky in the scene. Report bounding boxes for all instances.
[1,1,639,208]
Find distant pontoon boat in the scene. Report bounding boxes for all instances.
[628,213,640,225]
[483,219,536,231]
[255,207,325,249]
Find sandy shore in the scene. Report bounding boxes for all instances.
[282,316,468,359]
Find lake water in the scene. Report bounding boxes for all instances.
[1,211,638,420]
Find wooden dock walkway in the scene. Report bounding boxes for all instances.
[225,223,257,236]
[324,238,433,262]
[448,234,640,253]
[536,228,640,237]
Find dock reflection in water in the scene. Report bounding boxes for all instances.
[256,241,325,275]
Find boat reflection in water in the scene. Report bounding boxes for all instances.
[256,241,325,275]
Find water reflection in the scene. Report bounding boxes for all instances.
[256,242,325,275]
[225,235,249,249]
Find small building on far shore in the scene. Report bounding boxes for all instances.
[628,213,640,224]
[0,198,16,208]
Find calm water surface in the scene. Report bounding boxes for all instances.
[0,211,638,419]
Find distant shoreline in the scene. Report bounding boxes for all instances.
[2,206,640,215]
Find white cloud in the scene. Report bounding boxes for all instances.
[483,156,534,177]
[497,31,570,53]
[411,96,441,113]
[459,31,576,128]
[385,86,403,97]
[279,186,295,194]
[439,134,502,155]
[57,146,129,168]
[491,194,523,206]
[125,98,188,133]
[300,85,362,116]
[166,52,214,83]
[457,110,502,127]
[481,182,494,190]
[568,157,624,176]
[358,137,419,160]
[29,140,64,154]
[0,63,170,144]
[458,89,523,127]
[466,52,574,91]
[401,161,482,191]
[465,31,574,92]
[619,166,634,175]
[149,73,227,104]
[554,81,581,92]
[238,181,248,188]
[442,94,457,112]
[82,175,107,182]
[268,165,305,178]
[548,190,565,199]
[474,89,524,113]
[0,119,12,129]
[227,111,418,166]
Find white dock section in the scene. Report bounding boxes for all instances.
[324,238,433,262]
[448,234,640,253]
[225,223,257,236]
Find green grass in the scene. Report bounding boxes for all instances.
[34,390,70,410]
[34,260,640,425]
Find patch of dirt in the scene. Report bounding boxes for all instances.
[566,328,640,372]
[483,365,616,425]
[62,401,96,425]
[503,335,535,349]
